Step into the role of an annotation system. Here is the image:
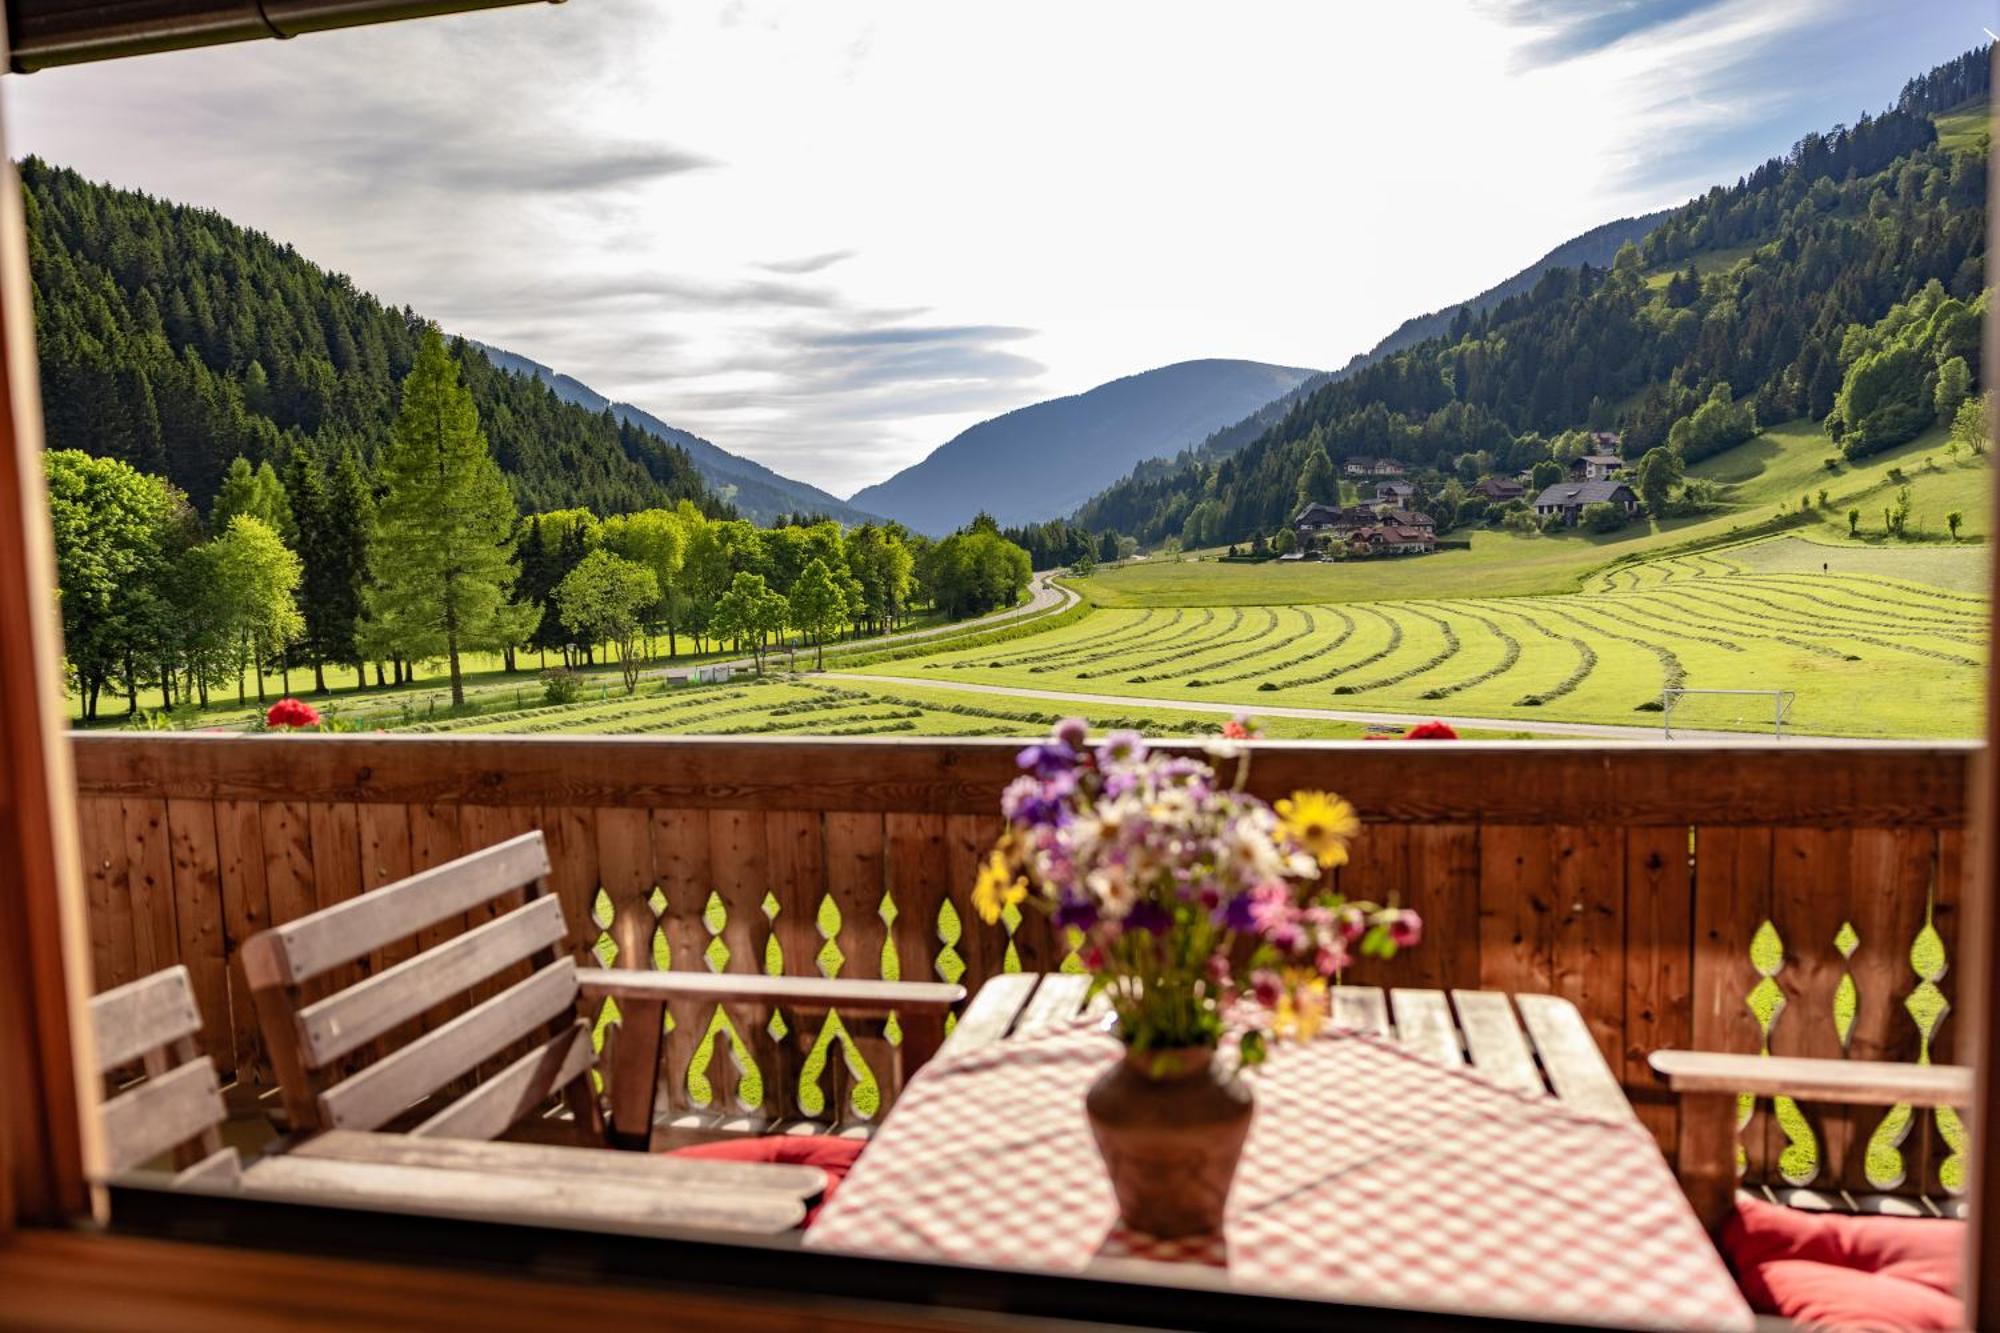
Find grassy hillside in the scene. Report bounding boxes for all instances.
[1074,417,1989,607]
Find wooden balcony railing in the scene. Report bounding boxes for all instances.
[71,734,1973,1201]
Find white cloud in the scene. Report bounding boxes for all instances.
[2,0,1980,495]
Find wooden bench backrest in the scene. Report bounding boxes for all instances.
[88,965,239,1185]
[241,831,602,1142]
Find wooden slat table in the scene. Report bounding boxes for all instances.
[942,973,1635,1122]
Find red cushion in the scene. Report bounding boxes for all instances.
[668,1135,865,1227]
[1722,1198,1964,1330]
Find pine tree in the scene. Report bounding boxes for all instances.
[366,329,518,706]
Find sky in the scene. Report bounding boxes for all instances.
[5,0,1992,497]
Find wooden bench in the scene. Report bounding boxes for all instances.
[947,974,1635,1123]
[87,965,827,1233]
[1651,1049,1976,1230]
[242,830,965,1150]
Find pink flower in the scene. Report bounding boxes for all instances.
[265,698,321,730]
[1404,720,1459,740]
[1250,969,1284,1007]
[1333,904,1368,943]
[1388,909,1423,948]
[1206,954,1232,987]
[1315,939,1351,978]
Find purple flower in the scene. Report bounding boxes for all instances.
[1016,739,1077,779]
[1216,891,1258,933]
[1053,893,1099,932]
[1002,771,1075,828]
[1054,717,1090,749]
[1125,901,1172,935]
[1096,730,1147,767]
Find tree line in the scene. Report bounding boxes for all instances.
[1074,46,1988,549]
[51,330,1033,719]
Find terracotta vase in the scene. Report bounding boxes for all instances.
[1084,1044,1254,1238]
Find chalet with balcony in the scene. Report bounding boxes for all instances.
[1472,476,1525,503]
[1533,479,1641,524]
[1570,453,1625,482]
[1347,522,1436,555]
[1340,456,1407,478]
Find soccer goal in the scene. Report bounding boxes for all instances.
[1660,688,1796,740]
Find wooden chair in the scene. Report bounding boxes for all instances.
[87,964,242,1187]
[243,830,965,1149]
[1650,1049,1975,1230]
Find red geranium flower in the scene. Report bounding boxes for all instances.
[265,698,321,730]
[1403,720,1459,741]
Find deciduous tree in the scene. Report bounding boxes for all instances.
[554,549,659,693]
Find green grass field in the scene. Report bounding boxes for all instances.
[854,540,1984,738]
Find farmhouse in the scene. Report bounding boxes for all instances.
[1377,506,1435,531]
[1533,480,1640,525]
[1570,453,1625,482]
[1348,523,1436,556]
[1340,455,1406,478]
[1472,476,1524,503]
[1374,480,1415,504]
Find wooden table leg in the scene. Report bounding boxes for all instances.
[607,998,664,1150]
[1676,1090,1739,1232]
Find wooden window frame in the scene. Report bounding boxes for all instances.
[0,26,1997,1333]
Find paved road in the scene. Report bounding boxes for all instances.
[821,671,1757,742]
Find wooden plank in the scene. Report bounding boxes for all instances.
[580,970,963,1012]
[1923,825,1966,1201]
[1405,824,1480,989]
[296,1128,825,1198]
[1012,972,1092,1035]
[1388,989,1462,1067]
[1329,986,1390,1039]
[823,810,889,1126]
[70,734,1975,828]
[240,1154,805,1235]
[704,809,770,1122]
[1450,990,1543,1097]
[413,1021,594,1142]
[1624,825,1692,1165]
[89,965,201,1073]
[1339,822,1411,989]
[258,801,318,929]
[763,808,824,1129]
[169,1146,243,1190]
[1549,822,1626,1072]
[1477,825,1554,997]
[164,797,230,1075]
[1688,826,1774,1189]
[294,897,568,1067]
[945,812,1008,990]
[78,796,134,990]
[649,806,711,1119]
[939,972,1038,1057]
[242,832,552,987]
[213,799,272,1089]
[1516,993,1636,1123]
[1769,827,1853,1194]
[1650,1051,1973,1105]
[405,802,470,1048]
[99,1057,225,1176]
[121,797,177,979]
[536,806,600,964]
[317,961,578,1132]
[885,812,949,986]
[1841,827,1935,1195]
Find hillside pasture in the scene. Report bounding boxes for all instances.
[866,543,1984,738]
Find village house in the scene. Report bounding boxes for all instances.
[1348,522,1436,556]
[1374,480,1415,504]
[1570,453,1625,482]
[1533,479,1641,525]
[1340,455,1407,478]
[1472,476,1524,503]
[1376,506,1435,531]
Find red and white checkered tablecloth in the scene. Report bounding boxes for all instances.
[808,1018,1752,1330]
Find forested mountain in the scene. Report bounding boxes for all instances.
[1076,49,1988,547]
[472,341,882,526]
[848,358,1318,534]
[25,158,727,516]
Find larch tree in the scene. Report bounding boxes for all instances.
[367,329,519,706]
[211,455,296,545]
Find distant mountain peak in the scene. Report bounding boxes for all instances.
[846,358,1318,535]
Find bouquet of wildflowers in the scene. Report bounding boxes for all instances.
[974,717,1420,1067]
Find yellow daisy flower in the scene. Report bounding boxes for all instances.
[972,850,1028,924]
[1276,790,1361,869]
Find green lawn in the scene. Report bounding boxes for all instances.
[1935,99,1991,155]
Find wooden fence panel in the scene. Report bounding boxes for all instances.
[67,734,1972,1197]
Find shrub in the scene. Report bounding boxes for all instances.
[1823,457,1842,472]
[1581,502,1628,534]
[541,667,582,705]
